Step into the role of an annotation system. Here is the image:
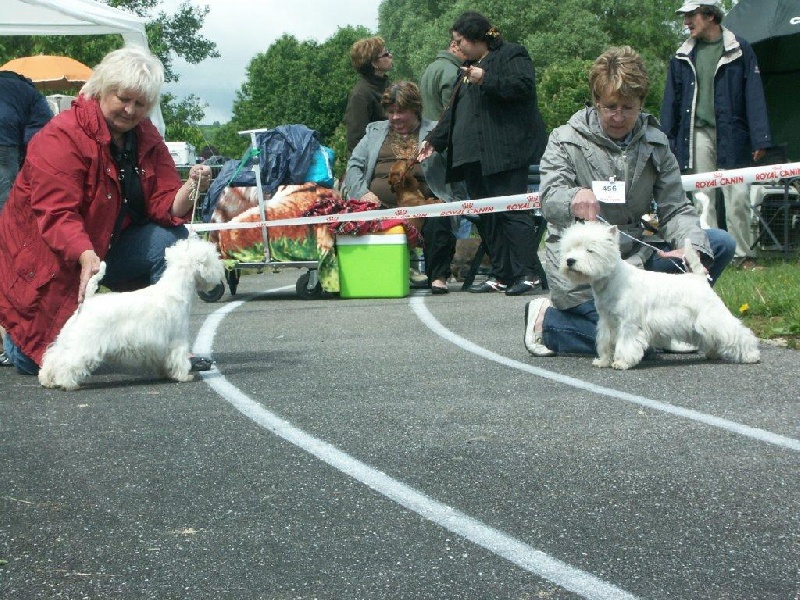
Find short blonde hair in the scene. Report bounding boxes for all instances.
[80,46,165,113]
[350,36,385,76]
[589,46,650,104]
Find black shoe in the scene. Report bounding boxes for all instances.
[468,279,507,293]
[0,351,11,367]
[505,278,541,296]
[190,356,215,372]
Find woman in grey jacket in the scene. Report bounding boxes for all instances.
[524,46,735,357]
[345,82,460,293]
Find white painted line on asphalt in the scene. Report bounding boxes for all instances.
[192,289,639,600]
[409,296,800,453]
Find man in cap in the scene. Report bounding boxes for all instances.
[660,0,772,269]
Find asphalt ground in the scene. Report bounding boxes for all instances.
[2,267,798,600]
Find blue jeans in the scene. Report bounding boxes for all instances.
[0,145,21,211]
[541,228,736,355]
[4,223,189,374]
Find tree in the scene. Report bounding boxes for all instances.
[216,26,373,173]
[377,0,692,131]
[0,0,218,140]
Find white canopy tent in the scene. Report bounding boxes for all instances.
[1,0,165,135]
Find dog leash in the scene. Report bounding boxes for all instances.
[595,215,690,275]
[188,177,201,225]
[398,156,420,181]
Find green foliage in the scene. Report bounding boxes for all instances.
[0,0,741,161]
[227,26,371,151]
[0,0,218,145]
[537,59,593,131]
[713,256,800,348]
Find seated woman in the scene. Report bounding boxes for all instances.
[344,81,461,294]
[523,46,735,356]
[0,46,213,375]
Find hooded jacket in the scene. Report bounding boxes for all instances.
[419,50,463,121]
[540,107,711,310]
[0,95,187,364]
[660,27,772,171]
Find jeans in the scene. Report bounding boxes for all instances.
[541,228,736,355]
[0,145,21,211]
[4,223,190,374]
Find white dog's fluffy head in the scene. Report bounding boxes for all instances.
[165,236,226,292]
[559,221,621,284]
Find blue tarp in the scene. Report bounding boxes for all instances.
[201,124,321,222]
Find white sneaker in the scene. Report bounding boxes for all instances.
[662,340,699,354]
[524,298,555,356]
[409,268,427,284]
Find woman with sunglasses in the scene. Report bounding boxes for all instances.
[344,37,393,157]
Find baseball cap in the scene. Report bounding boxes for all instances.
[675,0,720,13]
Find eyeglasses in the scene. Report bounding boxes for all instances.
[378,50,392,58]
[596,104,640,118]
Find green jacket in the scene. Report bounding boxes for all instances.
[419,51,462,121]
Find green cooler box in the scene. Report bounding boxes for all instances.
[336,228,410,298]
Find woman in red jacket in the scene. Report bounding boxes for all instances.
[0,46,212,375]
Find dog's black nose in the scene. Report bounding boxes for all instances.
[566,258,576,267]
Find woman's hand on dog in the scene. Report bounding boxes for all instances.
[78,249,102,304]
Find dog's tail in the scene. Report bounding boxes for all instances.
[682,239,706,276]
[85,262,107,300]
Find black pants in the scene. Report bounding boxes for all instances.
[462,164,538,284]
[421,215,456,283]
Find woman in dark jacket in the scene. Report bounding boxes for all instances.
[344,36,393,156]
[419,11,548,296]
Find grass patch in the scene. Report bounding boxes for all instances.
[714,254,800,349]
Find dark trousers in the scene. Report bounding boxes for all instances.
[462,164,537,284]
[421,216,456,282]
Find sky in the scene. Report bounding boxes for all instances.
[160,0,380,125]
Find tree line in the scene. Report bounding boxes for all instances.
[0,0,736,177]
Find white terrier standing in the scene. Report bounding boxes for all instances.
[39,237,225,390]
[558,221,760,370]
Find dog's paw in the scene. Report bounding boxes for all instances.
[592,357,612,368]
[611,360,636,370]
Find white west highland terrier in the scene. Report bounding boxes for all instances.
[39,237,225,390]
[559,221,760,370]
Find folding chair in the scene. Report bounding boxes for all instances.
[749,145,800,256]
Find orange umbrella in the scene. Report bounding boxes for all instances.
[1,55,92,91]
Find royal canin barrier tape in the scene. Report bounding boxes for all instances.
[188,162,800,234]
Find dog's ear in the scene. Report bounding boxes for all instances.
[607,225,618,241]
